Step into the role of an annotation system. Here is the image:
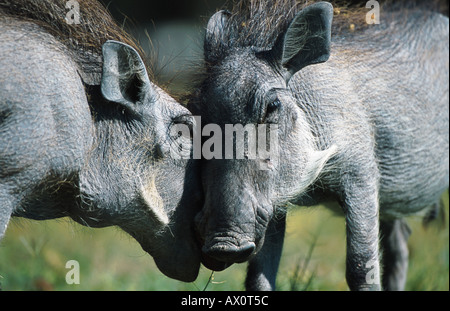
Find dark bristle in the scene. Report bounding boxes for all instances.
[0,0,153,84]
[206,0,448,64]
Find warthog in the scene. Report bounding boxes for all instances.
[191,0,449,290]
[0,0,202,282]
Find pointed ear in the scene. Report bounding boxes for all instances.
[204,10,231,64]
[101,40,156,107]
[273,2,333,84]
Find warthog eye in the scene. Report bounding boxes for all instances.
[172,114,194,133]
[262,98,281,124]
[267,100,281,113]
[167,114,194,160]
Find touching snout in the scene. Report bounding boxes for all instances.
[195,172,273,269]
[195,204,263,269]
[203,240,256,263]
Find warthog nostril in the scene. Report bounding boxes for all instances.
[203,241,256,263]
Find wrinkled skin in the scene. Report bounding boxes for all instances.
[0,16,202,282]
[192,2,449,290]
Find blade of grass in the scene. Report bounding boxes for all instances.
[203,271,215,291]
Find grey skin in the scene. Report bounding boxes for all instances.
[193,2,449,290]
[0,16,202,282]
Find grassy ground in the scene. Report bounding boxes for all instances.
[0,192,448,291]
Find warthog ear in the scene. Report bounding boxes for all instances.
[204,10,232,64]
[273,2,333,84]
[101,40,156,108]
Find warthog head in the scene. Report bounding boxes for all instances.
[191,2,337,269]
[72,41,203,281]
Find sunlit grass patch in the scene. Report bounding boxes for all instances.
[0,192,448,290]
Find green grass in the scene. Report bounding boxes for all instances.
[0,192,448,291]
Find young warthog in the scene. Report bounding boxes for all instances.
[191,0,449,290]
[0,0,202,282]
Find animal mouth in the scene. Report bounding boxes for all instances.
[200,252,232,271]
[195,230,234,271]
[196,231,259,271]
[204,239,256,261]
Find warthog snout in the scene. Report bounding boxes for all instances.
[194,164,273,269]
[195,215,262,270]
[203,239,256,263]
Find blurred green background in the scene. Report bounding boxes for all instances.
[0,191,447,291]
